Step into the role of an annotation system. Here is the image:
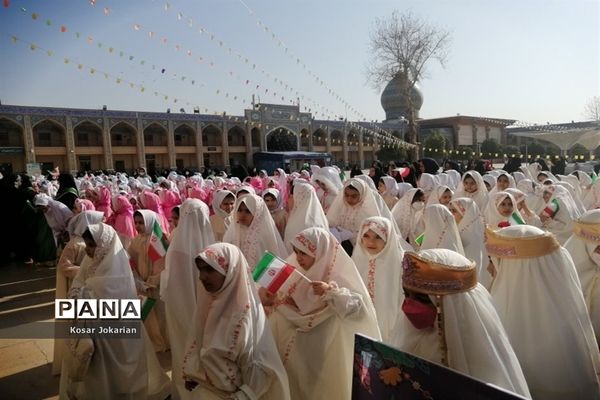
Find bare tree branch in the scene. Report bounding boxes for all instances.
[365,11,452,160]
[583,96,600,121]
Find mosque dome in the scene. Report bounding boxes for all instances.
[380,72,423,121]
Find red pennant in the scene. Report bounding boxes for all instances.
[60,25,67,33]
[3,0,10,8]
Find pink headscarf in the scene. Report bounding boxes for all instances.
[110,195,137,239]
[94,186,113,220]
[159,188,182,219]
[140,191,170,235]
[75,198,96,213]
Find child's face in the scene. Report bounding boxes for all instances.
[344,186,361,206]
[220,197,235,214]
[497,175,510,190]
[498,197,514,217]
[134,215,145,234]
[439,190,452,205]
[378,181,387,194]
[449,203,463,224]
[463,176,477,193]
[170,210,179,228]
[293,246,316,270]
[361,229,386,255]
[543,190,552,203]
[263,195,278,211]
[196,258,226,293]
[236,202,254,227]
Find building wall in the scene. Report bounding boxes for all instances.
[0,104,388,174]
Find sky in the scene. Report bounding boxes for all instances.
[0,0,598,125]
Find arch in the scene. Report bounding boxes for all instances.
[33,119,66,147]
[74,121,103,147]
[110,122,137,146]
[227,125,246,147]
[330,129,344,145]
[312,128,326,146]
[144,122,167,146]
[251,127,261,148]
[174,124,195,146]
[202,124,222,147]
[0,118,24,147]
[300,128,310,148]
[266,126,298,152]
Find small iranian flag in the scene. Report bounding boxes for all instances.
[148,221,168,261]
[543,199,560,218]
[414,233,424,246]
[499,212,525,228]
[253,252,305,294]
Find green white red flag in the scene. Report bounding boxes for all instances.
[253,252,305,294]
[148,221,168,261]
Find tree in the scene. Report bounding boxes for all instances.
[367,11,451,161]
[503,145,520,157]
[480,138,500,158]
[456,146,473,160]
[584,96,600,121]
[423,132,446,158]
[376,146,407,163]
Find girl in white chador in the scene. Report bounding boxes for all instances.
[283,182,329,252]
[449,197,490,288]
[182,243,290,400]
[391,188,426,247]
[483,191,526,229]
[454,171,489,211]
[539,184,582,244]
[564,209,600,344]
[223,194,287,269]
[268,227,381,399]
[53,210,104,375]
[210,190,235,241]
[326,178,383,251]
[396,249,531,398]
[425,185,453,207]
[162,199,215,400]
[487,225,600,399]
[377,176,399,210]
[351,217,409,347]
[60,223,170,400]
[420,204,465,254]
[313,166,343,213]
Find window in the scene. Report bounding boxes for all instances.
[0,132,8,146]
[144,134,153,146]
[38,132,51,146]
[79,156,92,172]
[77,132,89,146]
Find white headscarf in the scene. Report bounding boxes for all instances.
[182,243,290,399]
[67,210,105,238]
[396,182,414,199]
[425,185,453,207]
[273,227,380,399]
[449,197,489,286]
[223,194,287,268]
[351,217,407,346]
[454,171,489,211]
[326,178,382,244]
[445,169,461,190]
[211,190,236,219]
[483,191,525,229]
[541,185,582,244]
[134,209,159,235]
[391,188,424,245]
[421,204,465,255]
[487,225,600,399]
[284,183,328,252]
[69,223,137,300]
[564,209,600,344]
[396,249,531,398]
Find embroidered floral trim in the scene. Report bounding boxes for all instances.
[362,221,388,242]
[575,228,600,243]
[294,233,317,255]
[367,259,377,301]
[202,247,228,271]
[485,244,517,257]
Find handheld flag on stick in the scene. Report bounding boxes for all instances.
[414,233,424,246]
[542,199,560,218]
[498,212,525,228]
[253,252,309,294]
[148,221,168,261]
[141,297,156,321]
